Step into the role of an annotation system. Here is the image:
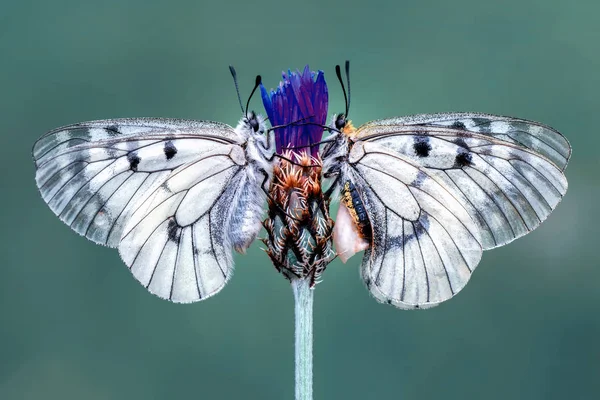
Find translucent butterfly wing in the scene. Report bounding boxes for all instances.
[356,112,571,170]
[346,141,482,309]
[33,118,241,247]
[118,144,254,302]
[353,114,569,249]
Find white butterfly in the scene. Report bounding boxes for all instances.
[33,94,274,302]
[322,111,570,309]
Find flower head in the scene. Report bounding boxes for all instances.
[260,65,328,158]
[261,66,333,285]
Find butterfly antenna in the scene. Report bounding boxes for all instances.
[229,65,245,115]
[344,60,351,116]
[245,75,262,116]
[335,64,349,118]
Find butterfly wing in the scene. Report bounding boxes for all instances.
[356,112,571,170]
[33,118,241,247]
[345,141,482,309]
[353,114,570,249]
[118,144,256,302]
[34,118,268,302]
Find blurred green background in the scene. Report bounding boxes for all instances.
[2,0,598,399]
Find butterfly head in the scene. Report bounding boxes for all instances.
[243,110,265,134]
[321,114,352,182]
[333,113,356,136]
[332,61,354,137]
[236,111,270,148]
[334,113,347,131]
[228,67,268,140]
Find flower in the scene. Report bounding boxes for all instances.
[260,65,328,158]
[261,66,334,285]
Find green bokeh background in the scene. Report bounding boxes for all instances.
[2,1,599,399]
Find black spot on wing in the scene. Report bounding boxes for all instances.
[454,137,468,148]
[471,118,492,133]
[451,121,467,130]
[453,136,474,167]
[455,151,473,167]
[167,218,181,242]
[413,136,431,158]
[127,152,140,171]
[105,125,120,135]
[164,141,178,160]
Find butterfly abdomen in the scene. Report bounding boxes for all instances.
[331,179,371,263]
[228,174,265,254]
[341,180,371,241]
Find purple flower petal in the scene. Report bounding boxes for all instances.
[260,65,328,158]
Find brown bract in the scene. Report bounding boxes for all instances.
[263,152,334,285]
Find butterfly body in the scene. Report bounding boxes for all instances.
[340,180,371,240]
[332,179,372,264]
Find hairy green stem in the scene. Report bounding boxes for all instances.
[292,278,313,400]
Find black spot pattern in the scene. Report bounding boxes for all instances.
[105,125,120,135]
[127,152,140,171]
[454,138,468,148]
[471,118,492,133]
[164,141,177,160]
[455,151,473,167]
[413,136,431,158]
[450,121,467,130]
[167,218,180,242]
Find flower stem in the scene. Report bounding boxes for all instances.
[292,278,313,400]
